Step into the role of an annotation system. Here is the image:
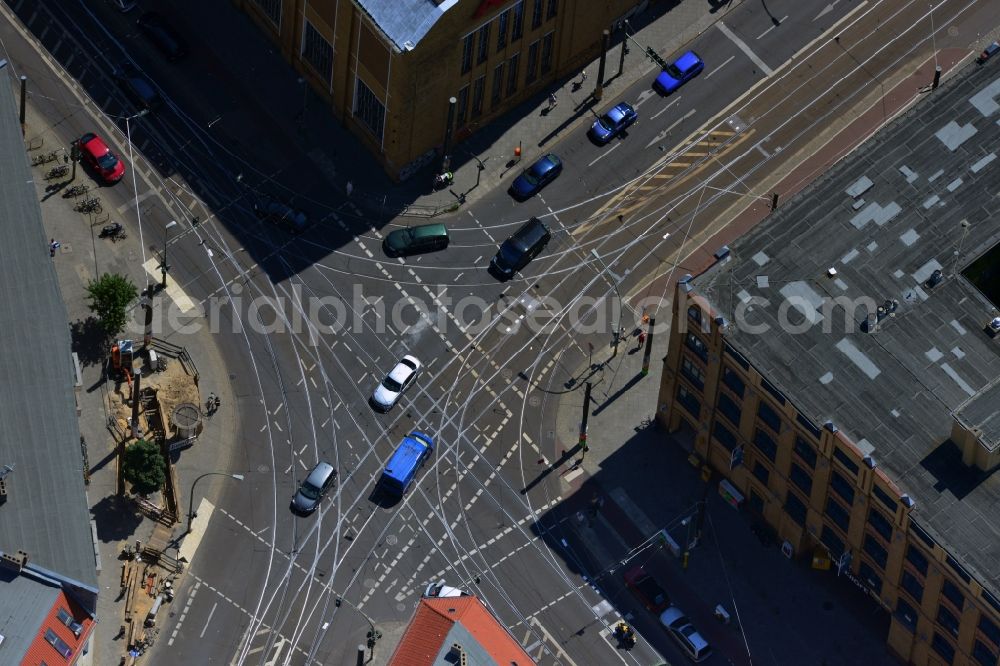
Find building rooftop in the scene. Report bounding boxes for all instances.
[691,63,1000,596]
[356,0,460,53]
[388,595,534,665]
[0,65,97,597]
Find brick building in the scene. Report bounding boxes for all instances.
[656,61,1000,665]
[234,0,645,180]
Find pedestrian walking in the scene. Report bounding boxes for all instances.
[635,329,647,351]
[580,70,588,83]
[206,392,217,415]
[49,239,60,257]
[213,395,221,411]
[548,92,558,109]
[345,180,353,197]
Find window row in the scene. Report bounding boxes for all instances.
[461,0,557,74]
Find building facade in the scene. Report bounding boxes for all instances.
[234,0,644,180]
[657,281,1000,666]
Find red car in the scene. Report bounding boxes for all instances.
[77,132,125,183]
[624,565,670,613]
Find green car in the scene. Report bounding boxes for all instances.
[383,223,449,257]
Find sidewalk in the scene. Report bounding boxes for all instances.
[174,0,744,216]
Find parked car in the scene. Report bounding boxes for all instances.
[659,607,712,662]
[290,461,337,515]
[489,217,551,280]
[589,102,638,144]
[509,153,562,200]
[654,50,704,94]
[424,581,471,598]
[371,355,421,412]
[137,12,188,61]
[623,565,670,613]
[76,132,125,183]
[383,223,449,257]
[253,199,308,234]
[114,63,162,111]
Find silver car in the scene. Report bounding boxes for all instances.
[370,355,421,412]
[290,461,337,515]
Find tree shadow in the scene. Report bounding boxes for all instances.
[69,316,109,367]
[91,494,144,543]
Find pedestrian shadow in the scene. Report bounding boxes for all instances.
[591,371,645,416]
[538,96,598,147]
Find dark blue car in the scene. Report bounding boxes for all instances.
[654,50,704,94]
[509,153,563,200]
[590,102,638,144]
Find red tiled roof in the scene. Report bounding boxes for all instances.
[20,589,95,666]
[388,595,533,666]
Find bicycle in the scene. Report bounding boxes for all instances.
[75,197,102,214]
[63,184,90,198]
[45,164,69,180]
[31,150,60,166]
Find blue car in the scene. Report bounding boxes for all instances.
[509,153,563,200]
[654,50,704,94]
[590,102,638,144]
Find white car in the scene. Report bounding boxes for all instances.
[423,581,470,598]
[371,355,421,412]
[659,607,712,662]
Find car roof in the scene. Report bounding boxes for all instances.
[305,461,335,485]
[675,50,702,71]
[512,217,550,244]
[81,134,108,152]
[410,223,447,239]
[659,607,686,626]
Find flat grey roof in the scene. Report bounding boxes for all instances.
[0,568,61,660]
[356,0,459,52]
[0,71,96,590]
[692,64,1000,595]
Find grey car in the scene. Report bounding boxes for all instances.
[290,462,337,515]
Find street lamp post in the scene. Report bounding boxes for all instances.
[336,596,381,661]
[160,220,178,289]
[187,472,244,535]
[590,249,625,357]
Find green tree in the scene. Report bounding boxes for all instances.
[122,438,166,496]
[85,273,138,338]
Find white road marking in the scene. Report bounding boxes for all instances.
[649,96,680,121]
[717,21,774,76]
[814,1,841,21]
[645,108,696,149]
[142,258,198,313]
[177,499,214,562]
[633,88,657,109]
[704,55,735,78]
[199,601,217,638]
[756,16,788,40]
[587,142,621,167]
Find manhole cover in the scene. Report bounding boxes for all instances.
[257,464,270,473]
[363,578,377,590]
[529,396,542,407]
[948,25,959,37]
[386,535,398,546]
[397,603,408,612]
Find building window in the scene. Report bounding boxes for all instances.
[253,0,281,26]
[911,520,936,548]
[477,23,491,65]
[717,392,741,427]
[713,422,737,451]
[829,470,855,505]
[685,332,708,362]
[796,413,822,439]
[56,608,82,637]
[547,0,558,20]
[540,31,554,74]
[303,21,333,82]
[896,598,918,632]
[722,366,744,397]
[900,570,924,603]
[790,463,812,495]
[506,54,520,96]
[748,489,765,514]
[496,10,509,51]
[931,632,956,663]
[867,509,893,541]
[947,554,972,584]
[872,484,898,513]
[471,74,486,117]
[491,63,505,107]
[753,428,777,462]
[525,40,540,83]
[761,378,786,405]
[455,85,469,126]
[753,460,770,486]
[44,628,73,658]
[461,33,475,74]
[858,561,882,595]
[353,79,385,141]
[688,305,703,326]
[862,533,888,569]
[833,447,860,475]
[677,385,701,418]
[979,615,1000,646]
[531,0,543,29]
[681,357,705,390]
[821,525,845,560]
[757,400,781,432]
[725,342,750,369]
[793,437,816,469]
[973,640,998,666]
[511,0,525,41]
[785,491,806,526]
[938,605,961,637]
[825,498,851,532]
[941,579,965,610]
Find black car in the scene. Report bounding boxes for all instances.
[114,63,162,110]
[383,223,449,257]
[489,217,551,280]
[253,199,308,234]
[137,13,188,61]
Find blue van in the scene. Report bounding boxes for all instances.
[381,432,434,497]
